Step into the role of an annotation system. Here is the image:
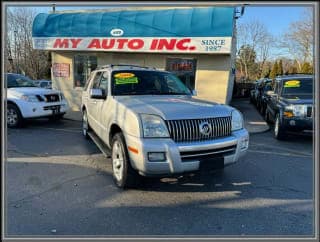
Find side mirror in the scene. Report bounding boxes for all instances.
[266,90,275,96]
[191,90,197,96]
[90,88,106,99]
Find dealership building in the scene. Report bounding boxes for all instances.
[32,6,238,111]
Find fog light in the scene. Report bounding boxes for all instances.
[148,152,166,162]
[240,137,249,150]
[289,120,296,126]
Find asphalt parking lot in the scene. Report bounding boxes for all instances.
[5,118,314,237]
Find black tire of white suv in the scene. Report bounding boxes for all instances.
[82,109,91,139]
[7,103,23,128]
[111,132,141,188]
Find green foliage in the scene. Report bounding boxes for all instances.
[301,62,313,74]
[269,61,278,79]
[278,60,283,75]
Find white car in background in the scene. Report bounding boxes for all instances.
[6,73,68,128]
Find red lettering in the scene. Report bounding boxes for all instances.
[176,39,191,50]
[101,39,115,49]
[157,39,176,50]
[87,39,101,49]
[150,39,158,50]
[70,39,82,48]
[117,39,128,49]
[53,39,69,48]
[128,39,144,49]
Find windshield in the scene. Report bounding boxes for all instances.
[281,78,313,97]
[6,74,36,88]
[111,70,191,96]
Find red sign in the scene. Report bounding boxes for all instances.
[53,63,70,77]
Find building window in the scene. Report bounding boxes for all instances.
[73,55,97,87]
[165,58,197,91]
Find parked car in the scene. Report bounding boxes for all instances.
[6,73,68,128]
[81,64,249,188]
[256,78,272,115]
[33,80,52,89]
[264,74,313,140]
[249,79,264,105]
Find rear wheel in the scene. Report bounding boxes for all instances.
[111,132,141,189]
[7,103,23,128]
[274,113,287,140]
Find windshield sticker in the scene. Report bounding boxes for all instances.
[284,80,300,88]
[114,73,135,78]
[115,77,138,85]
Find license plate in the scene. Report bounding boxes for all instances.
[199,157,224,170]
[52,106,60,115]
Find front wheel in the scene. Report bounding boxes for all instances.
[7,103,23,128]
[111,132,141,189]
[82,110,90,139]
[274,113,287,140]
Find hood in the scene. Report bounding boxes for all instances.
[115,95,233,120]
[8,87,60,97]
[280,96,313,105]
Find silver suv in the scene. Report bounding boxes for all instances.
[81,65,249,188]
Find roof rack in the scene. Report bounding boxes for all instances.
[96,64,156,70]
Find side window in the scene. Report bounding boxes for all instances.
[83,72,95,91]
[91,72,102,89]
[98,71,109,91]
[74,55,97,87]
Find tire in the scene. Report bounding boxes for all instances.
[260,104,265,116]
[264,109,271,123]
[111,132,141,189]
[7,103,23,128]
[274,113,287,140]
[82,109,91,139]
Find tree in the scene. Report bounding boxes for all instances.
[270,61,279,79]
[280,7,314,69]
[301,62,313,74]
[6,8,51,79]
[236,20,275,80]
[278,59,283,75]
[236,44,257,80]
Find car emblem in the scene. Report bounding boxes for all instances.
[199,121,212,136]
[110,28,124,37]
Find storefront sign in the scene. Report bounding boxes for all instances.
[53,63,70,77]
[33,37,232,54]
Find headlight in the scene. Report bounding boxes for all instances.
[20,95,39,102]
[231,109,243,131]
[285,105,306,117]
[140,114,170,138]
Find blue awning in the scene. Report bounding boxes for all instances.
[32,7,235,38]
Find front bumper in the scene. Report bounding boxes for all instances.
[283,117,313,134]
[124,129,249,176]
[16,100,69,118]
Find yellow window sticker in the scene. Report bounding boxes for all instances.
[284,80,300,87]
[114,73,135,78]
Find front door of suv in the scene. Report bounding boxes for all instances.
[87,71,104,134]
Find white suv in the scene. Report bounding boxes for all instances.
[6,73,68,128]
[81,65,249,188]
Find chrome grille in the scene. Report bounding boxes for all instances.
[165,117,232,142]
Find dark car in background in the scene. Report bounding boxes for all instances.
[264,75,313,140]
[249,79,262,104]
[256,78,272,115]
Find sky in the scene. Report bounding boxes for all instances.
[6,3,312,60]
